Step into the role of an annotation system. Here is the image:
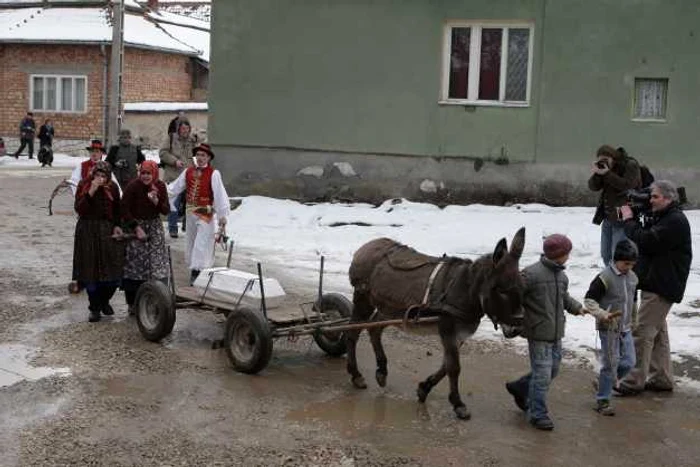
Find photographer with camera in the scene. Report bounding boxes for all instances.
[107,129,145,189]
[616,180,692,395]
[589,145,642,266]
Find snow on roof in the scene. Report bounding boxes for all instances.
[0,4,209,61]
[147,7,209,29]
[123,101,207,111]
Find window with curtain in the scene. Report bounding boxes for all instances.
[443,23,533,106]
[633,78,668,121]
[30,75,87,113]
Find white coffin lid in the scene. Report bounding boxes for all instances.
[192,267,286,308]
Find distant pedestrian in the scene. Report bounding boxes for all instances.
[38,119,55,167]
[13,111,36,159]
[106,128,145,188]
[505,234,586,431]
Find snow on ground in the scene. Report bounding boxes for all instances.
[2,152,698,384]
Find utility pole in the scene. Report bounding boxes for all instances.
[107,0,124,147]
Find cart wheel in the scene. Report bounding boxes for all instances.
[135,280,176,342]
[224,307,273,374]
[313,293,353,357]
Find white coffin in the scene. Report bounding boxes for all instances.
[192,267,286,309]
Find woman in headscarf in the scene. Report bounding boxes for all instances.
[121,160,170,314]
[73,161,125,322]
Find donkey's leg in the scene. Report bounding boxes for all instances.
[439,317,470,420]
[368,326,388,387]
[346,290,372,389]
[417,364,446,403]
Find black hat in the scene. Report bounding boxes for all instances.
[614,239,639,262]
[86,139,106,153]
[192,143,214,160]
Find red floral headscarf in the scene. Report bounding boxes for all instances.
[139,160,160,183]
[78,161,114,201]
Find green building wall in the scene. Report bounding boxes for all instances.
[209,0,700,205]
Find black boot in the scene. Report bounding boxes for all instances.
[88,293,101,322]
[190,269,200,285]
[99,286,117,315]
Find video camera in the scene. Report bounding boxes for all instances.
[617,186,688,222]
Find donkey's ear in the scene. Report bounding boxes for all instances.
[509,227,526,260]
[493,238,508,264]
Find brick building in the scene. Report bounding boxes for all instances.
[0,0,209,148]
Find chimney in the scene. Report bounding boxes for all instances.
[147,0,158,10]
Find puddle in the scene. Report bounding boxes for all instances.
[287,393,432,436]
[0,343,71,388]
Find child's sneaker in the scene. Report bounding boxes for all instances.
[595,399,615,416]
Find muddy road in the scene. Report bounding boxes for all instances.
[1,167,699,467]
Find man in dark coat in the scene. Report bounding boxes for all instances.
[617,180,692,395]
[106,128,145,188]
[13,111,36,159]
[588,145,641,265]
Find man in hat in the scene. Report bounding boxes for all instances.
[70,140,122,196]
[106,128,145,188]
[167,143,230,285]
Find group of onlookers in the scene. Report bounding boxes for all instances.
[9,111,55,166]
[505,145,692,431]
[69,112,230,322]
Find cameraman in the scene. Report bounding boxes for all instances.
[588,145,641,265]
[616,180,692,395]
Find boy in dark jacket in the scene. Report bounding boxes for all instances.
[505,234,585,431]
[584,239,639,416]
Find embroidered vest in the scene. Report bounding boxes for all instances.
[80,160,98,180]
[185,166,214,208]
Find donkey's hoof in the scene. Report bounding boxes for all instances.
[416,383,429,403]
[455,406,471,420]
[376,372,387,388]
[352,376,367,389]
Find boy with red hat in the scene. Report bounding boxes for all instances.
[167,143,230,284]
[505,234,587,431]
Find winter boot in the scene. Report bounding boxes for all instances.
[99,286,117,315]
[87,293,101,323]
[594,399,616,416]
[190,269,201,286]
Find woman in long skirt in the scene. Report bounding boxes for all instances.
[121,160,170,314]
[73,161,125,322]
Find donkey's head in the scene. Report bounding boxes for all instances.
[478,227,526,331]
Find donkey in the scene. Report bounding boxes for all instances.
[346,228,526,420]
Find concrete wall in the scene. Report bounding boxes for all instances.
[209,0,700,206]
[121,110,208,149]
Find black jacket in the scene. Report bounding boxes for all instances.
[38,124,54,147]
[624,203,692,303]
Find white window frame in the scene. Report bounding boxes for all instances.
[30,74,88,113]
[440,21,534,107]
[631,77,668,123]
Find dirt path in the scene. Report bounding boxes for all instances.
[1,167,699,467]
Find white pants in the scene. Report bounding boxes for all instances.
[184,213,217,271]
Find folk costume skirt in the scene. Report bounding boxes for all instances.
[123,219,169,281]
[73,218,125,284]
